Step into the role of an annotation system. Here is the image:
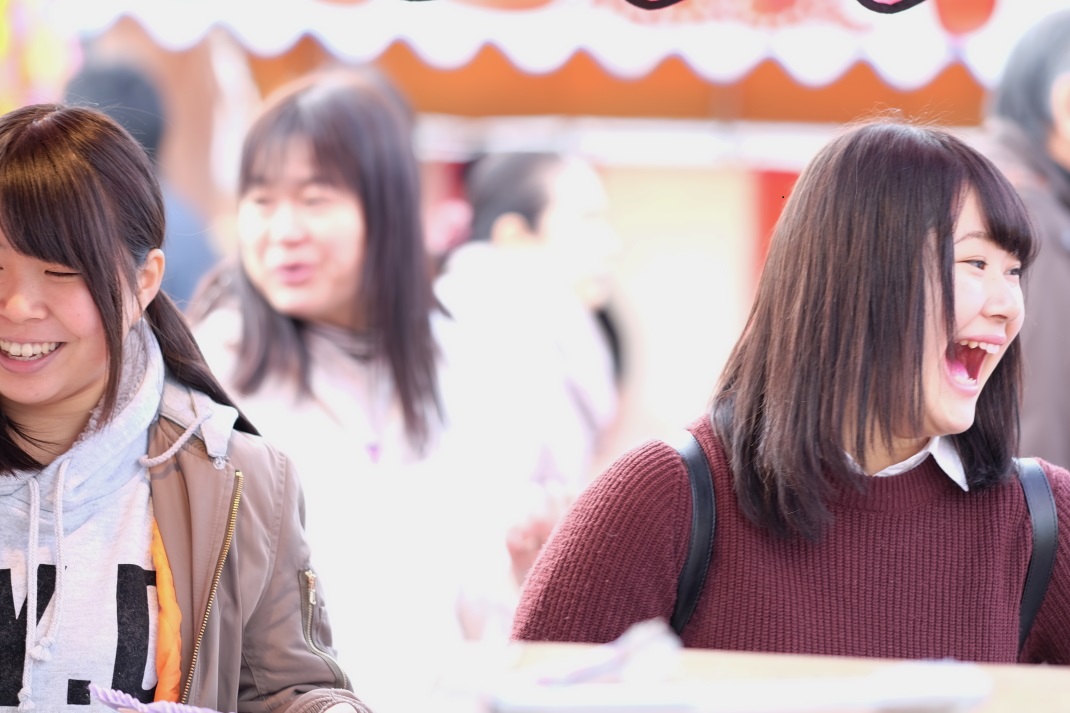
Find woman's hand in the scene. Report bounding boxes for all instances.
[505,483,573,587]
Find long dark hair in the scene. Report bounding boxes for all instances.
[0,104,255,473]
[712,121,1037,540]
[190,68,441,453]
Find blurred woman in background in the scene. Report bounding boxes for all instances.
[977,8,1070,469]
[188,67,543,712]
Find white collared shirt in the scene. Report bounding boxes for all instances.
[870,435,968,491]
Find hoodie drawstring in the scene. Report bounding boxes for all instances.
[18,457,69,712]
[139,410,214,470]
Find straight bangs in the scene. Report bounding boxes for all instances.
[714,121,978,538]
[238,101,348,197]
[0,110,131,278]
[960,149,1038,269]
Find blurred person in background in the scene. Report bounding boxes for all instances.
[187,67,548,711]
[976,9,1070,469]
[436,152,623,491]
[63,61,220,308]
[434,152,624,629]
[514,120,1070,664]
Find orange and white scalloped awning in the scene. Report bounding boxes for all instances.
[53,0,1065,90]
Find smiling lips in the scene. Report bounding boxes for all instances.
[0,340,60,360]
[946,339,1000,386]
[273,262,315,285]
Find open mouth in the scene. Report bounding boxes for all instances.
[945,340,997,386]
[0,340,61,361]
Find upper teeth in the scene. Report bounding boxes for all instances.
[0,340,59,357]
[957,340,1000,354]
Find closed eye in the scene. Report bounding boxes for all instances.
[46,270,80,278]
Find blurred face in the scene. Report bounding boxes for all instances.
[238,138,365,330]
[917,189,1024,440]
[1045,74,1070,173]
[0,231,110,422]
[535,160,620,308]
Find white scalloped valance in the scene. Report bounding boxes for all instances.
[51,0,1068,91]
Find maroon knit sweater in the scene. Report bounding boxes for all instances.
[513,416,1070,664]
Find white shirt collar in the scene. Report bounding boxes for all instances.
[870,435,968,491]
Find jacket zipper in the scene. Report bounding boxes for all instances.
[302,569,349,689]
[181,470,244,704]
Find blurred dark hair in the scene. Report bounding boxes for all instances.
[0,104,254,472]
[63,62,165,162]
[712,120,1037,540]
[465,152,565,242]
[988,9,1070,152]
[189,67,441,452]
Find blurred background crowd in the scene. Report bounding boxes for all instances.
[8,0,1061,472]
[4,0,1070,709]
[4,0,1062,466]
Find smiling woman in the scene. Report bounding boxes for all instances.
[190,67,440,457]
[513,119,1070,667]
[0,233,112,447]
[917,189,1024,464]
[0,104,369,712]
[236,138,368,332]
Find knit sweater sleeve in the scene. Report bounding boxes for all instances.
[1021,459,1070,664]
[511,436,692,644]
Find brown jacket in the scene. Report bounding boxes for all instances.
[979,121,1070,469]
[146,381,371,713]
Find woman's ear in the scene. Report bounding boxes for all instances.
[136,248,166,315]
[490,212,537,247]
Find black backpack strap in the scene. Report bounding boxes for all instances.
[1015,457,1058,654]
[669,430,715,635]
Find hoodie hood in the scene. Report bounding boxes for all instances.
[0,321,172,710]
[154,381,238,467]
[0,320,164,521]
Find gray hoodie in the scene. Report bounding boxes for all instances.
[0,323,369,712]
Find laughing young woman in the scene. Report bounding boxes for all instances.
[513,120,1070,664]
[0,104,367,711]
